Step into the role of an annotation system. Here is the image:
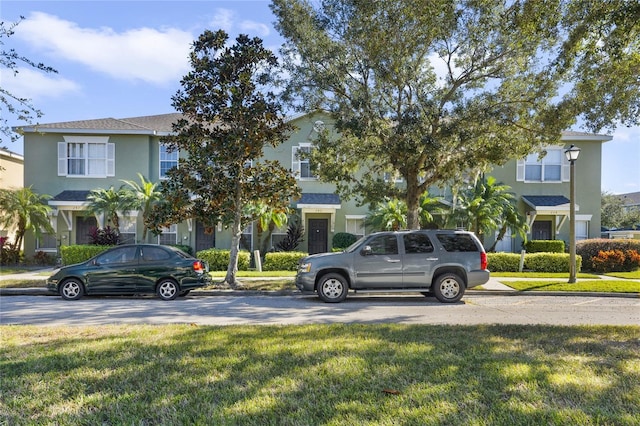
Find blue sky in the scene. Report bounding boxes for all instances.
[2,0,638,195]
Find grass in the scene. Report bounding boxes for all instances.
[606,270,640,279]
[491,272,601,279]
[501,280,640,293]
[1,324,638,425]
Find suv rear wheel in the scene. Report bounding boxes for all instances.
[432,273,465,303]
[317,273,348,303]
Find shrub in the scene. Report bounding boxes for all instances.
[263,251,308,271]
[524,253,582,273]
[88,226,120,246]
[60,245,111,265]
[524,240,565,253]
[31,251,56,266]
[333,232,357,249]
[275,222,305,251]
[486,253,521,272]
[576,238,640,271]
[196,249,250,271]
[591,249,640,273]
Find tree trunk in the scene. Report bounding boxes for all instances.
[406,180,421,230]
[224,185,243,289]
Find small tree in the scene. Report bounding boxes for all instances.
[149,30,300,288]
[121,173,161,241]
[0,186,54,252]
[86,187,133,233]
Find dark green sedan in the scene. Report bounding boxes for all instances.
[47,244,212,301]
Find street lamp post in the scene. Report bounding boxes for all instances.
[565,144,580,283]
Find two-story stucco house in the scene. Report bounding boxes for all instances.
[18,111,611,257]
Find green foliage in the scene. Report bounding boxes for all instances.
[263,251,308,271]
[525,253,582,273]
[274,221,305,251]
[576,238,640,271]
[88,226,120,246]
[1,17,58,142]
[332,232,357,249]
[60,245,111,266]
[591,249,640,273]
[150,29,300,286]
[196,249,250,271]
[486,253,522,273]
[120,174,162,241]
[487,252,582,273]
[0,186,54,251]
[0,236,22,265]
[365,199,407,231]
[86,187,135,233]
[525,240,565,253]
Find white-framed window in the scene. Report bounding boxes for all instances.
[576,220,589,241]
[270,224,289,249]
[36,233,57,252]
[119,216,137,245]
[516,147,569,183]
[345,215,366,238]
[160,144,179,179]
[292,143,316,180]
[157,224,177,245]
[384,172,404,183]
[58,136,114,177]
[240,223,253,251]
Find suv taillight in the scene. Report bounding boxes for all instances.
[480,252,488,270]
[193,260,204,273]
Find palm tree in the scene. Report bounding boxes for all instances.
[365,198,407,231]
[121,173,162,241]
[244,202,289,255]
[454,175,526,246]
[486,202,529,252]
[86,186,133,233]
[0,186,54,251]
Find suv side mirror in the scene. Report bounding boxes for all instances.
[360,245,372,256]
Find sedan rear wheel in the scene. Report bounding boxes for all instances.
[157,279,179,301]
[317,273,348,303]
[60,279,84,300]
[433,273,465,303]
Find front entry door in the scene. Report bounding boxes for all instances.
[532,221,552,240]
[308,219,328,254]
[195,221,216,252]
[76,216,97,245]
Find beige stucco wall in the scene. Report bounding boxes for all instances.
[0,149,24,242]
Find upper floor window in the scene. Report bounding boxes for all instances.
[517,147,569,183]
[160,144,178,179]
[292,143,316,180]
[58,136,114,178]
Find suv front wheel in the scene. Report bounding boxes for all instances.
[317,273,348,303]
[432,273,465,303]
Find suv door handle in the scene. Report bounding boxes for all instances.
[426,257,439,261]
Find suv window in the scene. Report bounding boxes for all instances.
[403,233,434,254]
[435,233,479,252]
[366,235,398,255]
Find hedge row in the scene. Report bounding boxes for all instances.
[60,245,112,265]
[486,252,582,273]
[524,240,565,253]
[196,249,250,271]
[577,239,640,271]
[263,252,308,271]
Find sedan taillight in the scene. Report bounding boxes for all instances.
[480,252,488,270]
[193,260,204,273]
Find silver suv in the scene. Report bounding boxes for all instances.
[295,229,489,303]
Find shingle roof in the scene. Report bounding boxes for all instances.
[51,190,91,202]
[522,195,570,207]
[620,192,640,206]
[19,113,183,135]
[297,193,341,205]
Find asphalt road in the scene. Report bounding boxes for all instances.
[1,293,638,326]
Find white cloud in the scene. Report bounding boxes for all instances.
[239,20,270,37]
[210,8,234,33]
[0,67,80,100]
[15,12,193,85]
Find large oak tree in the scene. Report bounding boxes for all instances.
[149,30,300,287]
[271,0,640,229]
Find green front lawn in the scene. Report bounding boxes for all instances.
[2,324,638,425]
[501,280,640,293]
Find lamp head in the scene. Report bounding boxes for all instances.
[564,144,580,162]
